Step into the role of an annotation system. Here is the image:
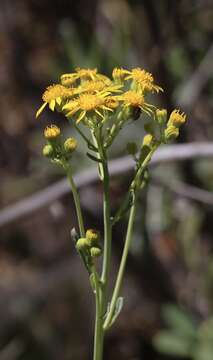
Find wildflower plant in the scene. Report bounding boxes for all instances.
[37,67,187,359]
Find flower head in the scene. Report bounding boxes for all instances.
[125,68,163,93]
[61,68,110,87]
[168,109,186,127]
[36,84,75,118]
[119,90,154,116]
[112,67,129,82]
[44,125,61,139]
[63,93,113,123]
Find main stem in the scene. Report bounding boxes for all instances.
[93,267,104,360]
[92,130,112,360]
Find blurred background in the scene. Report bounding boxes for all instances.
[0,0,213,359]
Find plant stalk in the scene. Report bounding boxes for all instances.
[104,145,158,330]
[103,193,137,330]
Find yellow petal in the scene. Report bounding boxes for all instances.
[36,102,47,118]
[49,100,56,111]
[56,97,62,105]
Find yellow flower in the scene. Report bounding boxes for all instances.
[36,84,75,118]
[119,90,154,115]
[61,68,110,86]
[125,68,163,93]
[63,93,114,123]
[168,109,186,127]
[44,125,61,139]
[112,67,129,82]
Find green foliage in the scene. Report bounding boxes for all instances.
[153,305,213,360]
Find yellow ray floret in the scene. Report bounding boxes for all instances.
[168,109,187,127]
[125,68,163,93]
[63,93,114,123]
[36,84,76,118]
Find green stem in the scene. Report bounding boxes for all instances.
[103,193,137,330]
[93,268,104,360]
[103,144,159,330]
[91,129,112,359]
[97,137,112,296]
[65,163,85,237]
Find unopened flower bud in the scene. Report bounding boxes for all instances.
[90,247,102,258]
[164,125,179,142]
[64,137,78,153]
[42,144,54,158]
[44,125,61,139]
[156,109,167,125]
[126,142,138,156]
[168,109,186,127]
[86,229,100,246]
[76,237,90,251]
[142,134,153,148]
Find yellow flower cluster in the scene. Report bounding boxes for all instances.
[36,67,164,124]
[36,67,187,143]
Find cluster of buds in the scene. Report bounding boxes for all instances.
[155,109,186,143]
[76,229,102,259]
[42,124,78,163]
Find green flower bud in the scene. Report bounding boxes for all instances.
[90,247,102,258]
[156,109,167,126]
[86,229,100,246]
[142,134,153,148]
[164,125,179,142]
[76,237,90,251]
[64,137,78,153]
[42,144,54,158]
[126,142,138,156]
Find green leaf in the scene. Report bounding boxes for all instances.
[86,152,103,163]
[153,331,190,357]
[89,273,96,293]
[70,228,79,244]
[112,190,135,225]
[109,297,124,328]
[163,305,196,338]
